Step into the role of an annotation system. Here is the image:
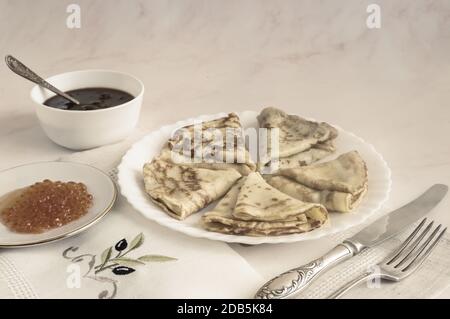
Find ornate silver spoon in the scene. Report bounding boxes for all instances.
[5,55,80,105]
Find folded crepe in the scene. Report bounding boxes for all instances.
[167,113,256,175]
[257,107,338,160]
[261,140,336,172]
[156,144,254,176]
[202,172,328,236]
[267,151,368,213]
[143,158,241,220]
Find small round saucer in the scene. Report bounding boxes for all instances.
[0,161,116,248]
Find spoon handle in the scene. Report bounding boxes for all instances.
[5,55,80,105]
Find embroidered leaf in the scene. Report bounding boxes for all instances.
[112,258,145,267]
[112,266,135,275]
[138,255,177,262]
[114,239,128,252]
[98,290,108,299]
[128,233,144,252]
[92,276,118,299]
[87,257,96,272]
[100,247,113,265]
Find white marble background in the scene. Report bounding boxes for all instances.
[0,0,449,297]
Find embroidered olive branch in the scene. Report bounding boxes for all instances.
[94,233,177,275]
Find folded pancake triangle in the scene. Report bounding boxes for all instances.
[257,107,338,159]
[143,159,241,220]
[257,107,338,172]
[167,112,256,175]
[267,151,368,213]
[202,172,328,236]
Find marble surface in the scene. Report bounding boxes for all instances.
[0,0,449,298]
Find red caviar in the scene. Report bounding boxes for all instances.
[0,179,93,234]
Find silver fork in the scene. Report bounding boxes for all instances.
[329,218,447,299]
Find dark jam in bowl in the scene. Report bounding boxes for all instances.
[43,87,134,111]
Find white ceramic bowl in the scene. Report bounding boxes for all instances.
[30,70,144,150]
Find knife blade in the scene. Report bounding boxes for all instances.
[348,184,448,249]
[255,184,448,299]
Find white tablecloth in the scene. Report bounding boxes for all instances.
[0,133,449,299]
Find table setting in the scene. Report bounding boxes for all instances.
[1,0,450,300]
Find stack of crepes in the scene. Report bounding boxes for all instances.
[201,172,328,236]
[257,107,338,171]
[143,113,257,220]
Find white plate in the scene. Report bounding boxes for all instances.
[0,162,117,248]
[118,111,391,244]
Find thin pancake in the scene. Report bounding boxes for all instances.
[265,175,367,213]
[168,113,256,174]
[257,107,338,159]
[269,151,368,212]
[234,172,326,222]
[202,173,328,236]
[157,144,254,176]
[262,140,336,172]
[143,159,241,220]
[276,151,368,194]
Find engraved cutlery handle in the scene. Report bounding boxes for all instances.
[5,55,80,105]
[255,243,356,299]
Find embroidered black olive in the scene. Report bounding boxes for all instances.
[112,266,136,275]
[115,239,128,251]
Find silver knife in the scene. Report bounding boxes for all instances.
[255,184,448,299]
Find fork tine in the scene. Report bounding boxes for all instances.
[402,227,447,272]
[392,221,434,268]
[398,224,442,270]
[385,218,427,265]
